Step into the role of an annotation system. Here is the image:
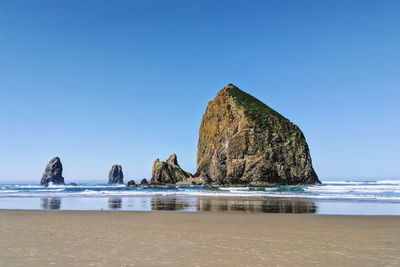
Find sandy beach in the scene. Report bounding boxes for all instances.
[0,210,398,266]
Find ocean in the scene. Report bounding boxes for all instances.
[1,180,399,215]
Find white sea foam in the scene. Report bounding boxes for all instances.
[219,187,251,191]
[376,179,400,184]
[323,181,367,185]
[13,184,126,189]
[1,189,399,202]
[1,180,400,202]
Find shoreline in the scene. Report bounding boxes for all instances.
[2,208,400,216]
[1,210,399,266]
[0,195,399,215]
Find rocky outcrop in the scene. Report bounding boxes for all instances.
[151,154,192,185]
[195,84,320,185]
[41,157,65,186]
[108,165,124,184]
[126,180,136,187]
[140,178,149,186]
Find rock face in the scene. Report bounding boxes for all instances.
[151,154,192,185]
[41,157,65,186]
[196,84,320,185]
[140,178,149,186]
[108,165,124,184]
[126,180,136,187]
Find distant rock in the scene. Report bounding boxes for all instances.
[41,157,65,186]
[151,154,192,185]
[195,84,320,185]
[108,165,124,184]
[140,178,149,186]
[126,180,136,187]
[68,183,77,186]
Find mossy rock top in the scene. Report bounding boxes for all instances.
[223,84,290,130]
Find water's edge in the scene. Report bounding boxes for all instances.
[1,180,399,215]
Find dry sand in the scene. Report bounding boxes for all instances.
[0,210,399,266]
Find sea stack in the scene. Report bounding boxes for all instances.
[126,180,136,187]
[196,84,320,185]
[41,157,65,186]
[140,178,149,186]
[108,165,124,184]
[151,154,192,185]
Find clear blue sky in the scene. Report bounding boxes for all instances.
[0,0,399,182]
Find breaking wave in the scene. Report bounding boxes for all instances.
[1,180,400,202]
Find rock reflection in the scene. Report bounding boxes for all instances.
[151,197,192,211]
[41,197,61,210]
[197,197,317,213]
[108,198,122,209]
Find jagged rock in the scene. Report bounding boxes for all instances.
[108,165,124,184]
[126,180,136,187]
[151,154,192,185]
[140,178,149,186]
[195,84,320,185]
[41,157,65,186]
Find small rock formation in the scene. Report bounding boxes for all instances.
[151,154,192,185]
[108,165,124,184]
[41,157,65,186]
[126,180,136,187]
[140,178,149,186]
[195,84,320,185]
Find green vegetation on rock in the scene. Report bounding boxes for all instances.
[225,84,288,130]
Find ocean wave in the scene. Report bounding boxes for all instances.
[0,189,399,202]
[376,179,400,184]
[1,180,400,202]
[323,181,368,185]
[12,184,126,189]
[306,185,400,191]
[219,187,251,191]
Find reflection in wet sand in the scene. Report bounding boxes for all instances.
[149,196,316,213]
[108,198,122,209]
[197,197,317,213]
[151,197,192,211]
[38,196,316,213]
[41,198,61,210]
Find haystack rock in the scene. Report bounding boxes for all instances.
[108,165,124,184]
[195,84,320,186]
[41,157,65,186]
[151,154,192,185]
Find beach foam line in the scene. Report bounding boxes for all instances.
[376,179,400,184]
[1,190,400,201]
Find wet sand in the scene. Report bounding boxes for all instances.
[0,210,399,266]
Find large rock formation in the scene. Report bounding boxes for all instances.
[196,84,320,185]
[151,154,192,185]
[108,165,124,184]
[41,157,65,186]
